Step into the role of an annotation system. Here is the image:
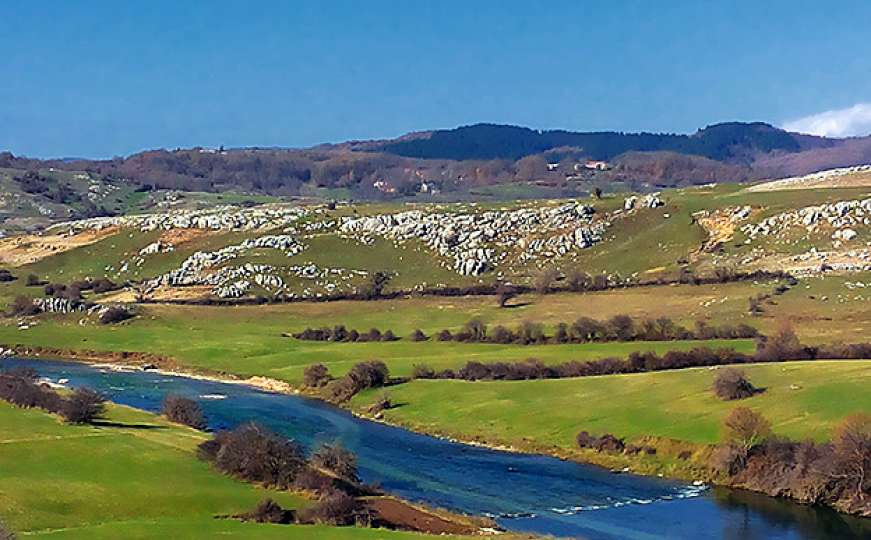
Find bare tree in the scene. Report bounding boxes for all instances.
[534,266,559,294]
[723,407,771,454]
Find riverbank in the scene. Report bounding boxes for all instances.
[5,348,869,520]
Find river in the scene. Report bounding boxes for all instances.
[2,357,868,540]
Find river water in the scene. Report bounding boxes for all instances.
[2,357,868,540]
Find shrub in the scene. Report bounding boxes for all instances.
[99,306,134,324]
[495,282,517,307]
[92,278,118,294]
[409,329,428,342]
[576,431,625,453]
[368,392,392,416]
[243,498,293,524]
[723,407,770,454]
[0,519,15,540]
[199,422,306,489]
[303,364,331,388]
[0,269,15,282]
[299,491,362,526]
[566,269,591,292]
[411,364,435,379]
[326,361,389,403]
[7,295,40,317]
[755,324,808,361]
[0,370,64,413]
[436,329,453,341]
[534,266,559,294]
[381,330,398,342]
[713,368,761,400]
[62,388,106,424]
[311,443,359,483]
[162,394,206,430]
[25,274,45,287]
[831,413,871,502]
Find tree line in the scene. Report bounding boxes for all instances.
[292,316,759,346]
[199,422,373,526]
[409,328,871,382]
[0,368,105,424]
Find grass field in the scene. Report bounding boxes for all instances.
[0,401,472,539]
[352,360,871,452]
[2,272,869,384]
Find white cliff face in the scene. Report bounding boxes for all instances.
[339,202,608,276]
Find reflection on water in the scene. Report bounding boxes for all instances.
[2,357,868,540]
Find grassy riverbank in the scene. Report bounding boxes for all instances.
[351,360,871,479]
[0,401,477,539]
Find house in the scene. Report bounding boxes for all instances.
[373,180,396,194]
[584,160,611,171]
[419,181,440,194]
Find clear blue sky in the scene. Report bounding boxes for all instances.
[3,0,871,158]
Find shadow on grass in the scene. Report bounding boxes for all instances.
[91,420,166,430]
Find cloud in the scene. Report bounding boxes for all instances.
[783,103,871,137]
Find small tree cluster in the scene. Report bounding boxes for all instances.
[198,422,307,489]
[713,368,761,400]
[0,370,104,424]
[162,394,206,430]
[293,326,398,343]
[6,295,41,317]
[326,361,390,403]
[0,269,16,282]
[303,364,331,388]
[576,431,626,453]
[99,306,134,324]
[711,410,871,515]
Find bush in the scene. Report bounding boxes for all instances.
[99,306,134,324]
[576,431,625,453]
[62,388,106,424]
[0,370,64,413]
[831,413,871,502]
[303,364,331,388]
[7,295,40,317]
[368,392,392,416]
[311,443,359,483]
[25,274,45,287]
[0,269,16,282]
[162,394,206,430]
[326,361,389,403]
[723,407,770,453]
[409,329,428,342]
[495,282,517,307]
[0,519,15,540]
[243,499,293,524]
[92,278,118,294]
[299,491,362,526]
[713,368,761,400]
[199,422,306,489]
[411,364,435,379]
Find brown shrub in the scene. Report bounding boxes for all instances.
[298,491,363,526]
[713,368,761,400]
[198,422,306,489]
[61,388,106,424]
[99,306,133,324]
[723,407,771,453]
[162,394,206,430]
[311,443,359,484]
[303,364,331,388]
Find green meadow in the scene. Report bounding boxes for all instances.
[352,360,871,452]
[0,401,470,540]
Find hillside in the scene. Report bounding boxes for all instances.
[2,123,870,222]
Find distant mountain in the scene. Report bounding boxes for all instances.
[373,122,835,162]
[0,122,868,212]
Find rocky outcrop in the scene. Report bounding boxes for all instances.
[340,202,606,275]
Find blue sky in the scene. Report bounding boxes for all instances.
[3,0,871,158]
